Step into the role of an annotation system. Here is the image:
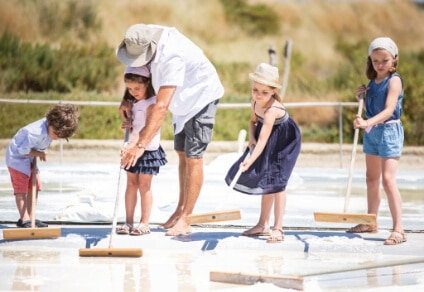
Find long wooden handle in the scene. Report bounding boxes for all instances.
[109,126,131,248]
[229,146,255,189]
[123,123,130,144]
[344,93,365,213]
[31,157,37,228]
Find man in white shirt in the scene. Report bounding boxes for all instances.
[117,24,224,236]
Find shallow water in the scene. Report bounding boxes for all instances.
[1,153,424,292]
[1,153,423,230]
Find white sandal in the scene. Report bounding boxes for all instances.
[130,224,150,236]
[116,223,132,235]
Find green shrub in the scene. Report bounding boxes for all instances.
[214,61,251,103]
[0,33,120,93]
[37,0,101,40]
[220,0,280,36]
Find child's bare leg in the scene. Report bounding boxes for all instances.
[138,174,153,225]
[242,195,273,236]
[124,173,139,226]
[272,191,286,230]
[264,191,287,243]
[15,193,30,221]
[382,157,404,232]
[365,154,382,217]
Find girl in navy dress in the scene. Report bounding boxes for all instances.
[225,63,301,243]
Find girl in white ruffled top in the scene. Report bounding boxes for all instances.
[117,66,167,236]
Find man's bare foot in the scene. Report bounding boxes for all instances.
[158,213,180,229]
[165,217,192,236]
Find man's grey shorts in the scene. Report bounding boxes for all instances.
[174,99,219,158]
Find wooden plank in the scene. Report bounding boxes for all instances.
[3,227,61,240]
[210,271,303,290]
[210,257,424,290]
[314,212,377,225]
[79,248,143,257]
[188,210,241,224]
[302,256,424,278]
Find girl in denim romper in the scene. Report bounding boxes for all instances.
[346,37,406,245]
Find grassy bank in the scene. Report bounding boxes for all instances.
[1,0,424,144]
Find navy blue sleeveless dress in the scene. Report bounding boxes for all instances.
[225,106,301,195]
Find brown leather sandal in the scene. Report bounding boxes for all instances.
[346,224,378,233]
[241,224,271,236]
[266,228,284,243]
[384,231,406,245]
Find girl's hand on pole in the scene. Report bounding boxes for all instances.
[240,144,255,172]
[119,99,132,121]
[355,85,367,101]
[353,114,368,129]
[121,119,132,131]
[240,160,251,172]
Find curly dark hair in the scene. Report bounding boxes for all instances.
[46,104,79,139]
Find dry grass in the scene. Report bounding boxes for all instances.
[1,0,423,128]
[0,1,40,41]
[93,0,230,47]
[3,0,423,68]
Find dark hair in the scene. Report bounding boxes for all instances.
[46,104,79,139]
[123,73,155,102]
[365,53,399,80]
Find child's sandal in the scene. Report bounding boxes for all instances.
[266,228,284,243]
[241,224,270,236]
[384,231,406,245]
[346,224,378,233]
[116,223,132,235]
[130,224,150,236]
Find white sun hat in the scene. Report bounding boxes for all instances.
[368,37,398,58]
[248,63,282,89]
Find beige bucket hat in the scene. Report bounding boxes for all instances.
[116,24,163,67]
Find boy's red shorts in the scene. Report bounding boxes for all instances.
[8,166,41,195]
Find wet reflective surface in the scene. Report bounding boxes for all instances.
[1,155,423,291]
[1,226,424,291]
[1,159,423,230]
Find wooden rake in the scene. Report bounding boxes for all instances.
[314,93,376,225]
[187,138,253,225]
[3,157,61,240]
[79,126,142,257]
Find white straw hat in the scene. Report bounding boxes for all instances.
[249,63,281,88]
[368,37,398,58]
[116,24,163,67]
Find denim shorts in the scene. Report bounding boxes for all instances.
[174,99,219,158]
[363,122,404,158]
